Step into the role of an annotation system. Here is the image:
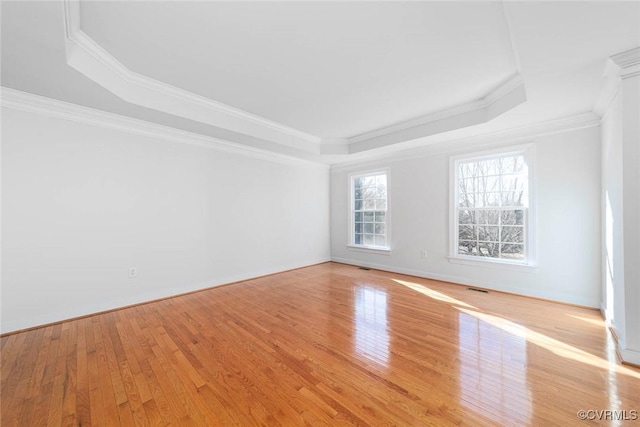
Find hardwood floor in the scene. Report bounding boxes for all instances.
[2,262,639,426]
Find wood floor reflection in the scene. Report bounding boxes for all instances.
[2,262,639,426]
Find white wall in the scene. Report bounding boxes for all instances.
[331,126,601,307]
[0,97,609,333]
[601,62,640,365]
[619,73,640,362]
[601,92,626,341]
[1,106,330,333]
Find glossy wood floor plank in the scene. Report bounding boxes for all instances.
[2,262,639,426]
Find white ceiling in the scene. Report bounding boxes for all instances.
[1,1,639,163]
[80,1,518,138]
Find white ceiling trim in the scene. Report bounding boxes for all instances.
[62,0,322,154]
[62,0,530,158]
[344,74,526,153]
[611,47,640,79]
[331,111,600,171]
[500,2,523,76]
[0,87,328,169]
[594,47,640,117]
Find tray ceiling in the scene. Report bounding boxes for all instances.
[2,1,639,163]
[79,1,518,138]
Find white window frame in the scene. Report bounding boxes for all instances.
[348,169,390,254]
[449,144,537,271]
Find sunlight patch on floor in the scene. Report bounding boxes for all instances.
[391,279,476,309]
[354,286,389,367]
[457,307,640,380]
[566,314,604,327]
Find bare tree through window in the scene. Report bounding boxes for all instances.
[456,154,528,261]
[352,172,388,248]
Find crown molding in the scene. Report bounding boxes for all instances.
[348,99,483,145]
[331,111,600,171]
[62,0,322,155]
[346,74,526,153]
[4,87,596,172]
[594,47,640,117]
[611,46,640,79]
[1,87,328,169]
[594,58,622,118]
[319,138,350,155]
[501,2,523,76]
[62,0,532,158]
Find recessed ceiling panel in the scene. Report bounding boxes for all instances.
[80,1,518,138]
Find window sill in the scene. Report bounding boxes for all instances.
[448,255,538,273]
[347,245,391,255]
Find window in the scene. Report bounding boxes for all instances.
[451,145,536,267]
[350,171,389,251]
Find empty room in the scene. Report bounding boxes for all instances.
[1,1,639,425]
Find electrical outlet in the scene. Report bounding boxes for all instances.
[128,268,138,278]
[420,250,428,259]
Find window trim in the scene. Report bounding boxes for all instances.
[449,144,537,269]
[348,168,391,252]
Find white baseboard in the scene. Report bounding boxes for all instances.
[600,303,610,324]
[598,308,640,366]
[620,347,640,366]
[332,256,470,286]
[0,257,330,334]
[331,256,598,308]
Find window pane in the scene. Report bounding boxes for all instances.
[454,151,530,264]
[479,175,500,193]
[461,178,476,194]
[478,241,499,257]
[477,210,500,225]
[478,225,499,242]
[352,172,387,247]
[501,210,524,225]
[459,210,474,225]
[458,241,477,255]
[501,157,514,173]
[478,159,500,176]
[500,244,524,260]
[490,159,502,175]
[502,174,525,192]
[459,163,474,179]
[502,191,525,207]
[458,192,474,208]
[501,226,524,243]
[363,187,376,199]
[458,225,477,241]
[363,176,376,187]
[501,156,524,174]
[476,210,487,225]
[477,192,500,207]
